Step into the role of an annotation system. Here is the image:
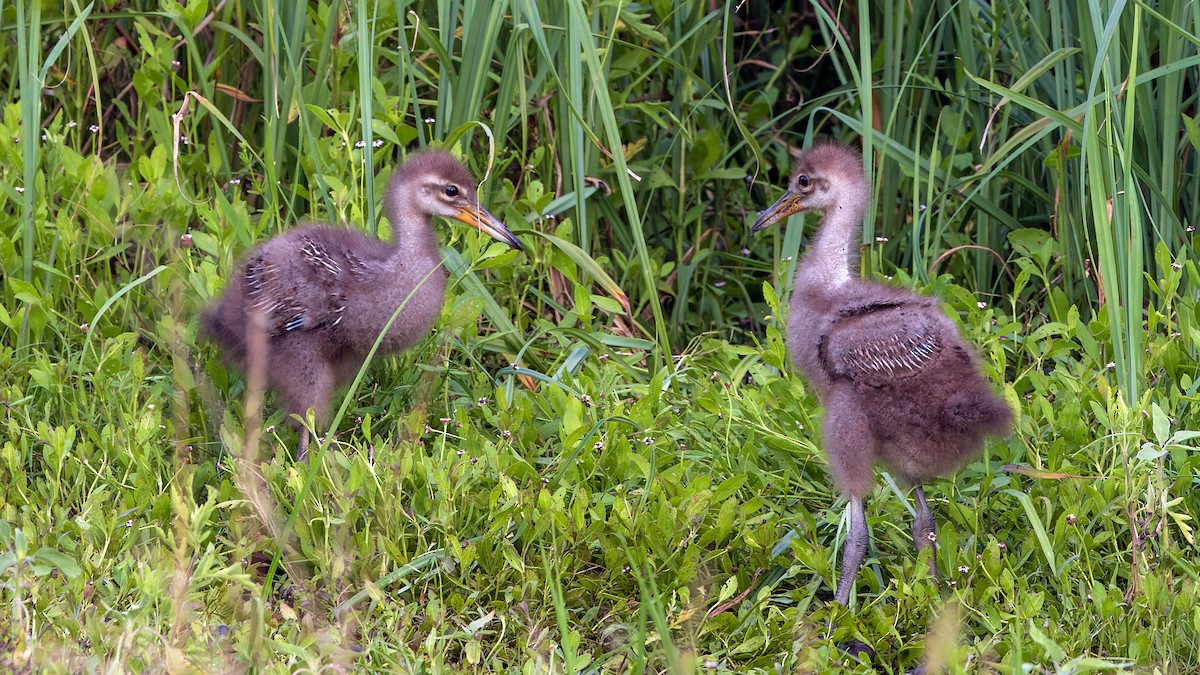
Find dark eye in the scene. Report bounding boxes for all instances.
[444,185,459,197]
[797,175,810,189]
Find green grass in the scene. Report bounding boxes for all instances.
[0,0,1198,671]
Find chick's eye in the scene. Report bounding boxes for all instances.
[797,175,810,189]
[444,185,460,197]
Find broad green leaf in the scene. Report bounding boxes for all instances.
[1152,402,1169,447]
[529,230,630,315]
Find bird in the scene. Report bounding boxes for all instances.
[752,140,1012,605]
[202,150,523,461]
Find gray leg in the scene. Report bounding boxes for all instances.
[296,426,311,463]
[834,495,868,605]
[271,335,332,465]
[911,485,938,578]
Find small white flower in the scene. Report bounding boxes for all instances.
[89,125,99,133]
[978,301,987,309]
[424,117,435,124]
[875,236,889,243]
[15,186,23,193]
[228,178,241,186]
[355,140,366,148]
[67,121,77,128]
[372,139,384,148]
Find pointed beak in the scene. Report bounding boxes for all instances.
[453,204,523,251]
[751,191,806,233]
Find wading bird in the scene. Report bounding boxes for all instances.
[203,150,522,460]
[752,140,1011,605]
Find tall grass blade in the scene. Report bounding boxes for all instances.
[15,0,42,347]
[355,0,377,234]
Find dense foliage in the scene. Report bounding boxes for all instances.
[0,0,1197,671]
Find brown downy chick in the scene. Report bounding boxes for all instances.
[203,150,522,460]
[753,141,1011,605]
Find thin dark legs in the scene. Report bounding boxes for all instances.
[834,494,869,605]
[829,487,939,667]
[834,486,939,606]
[911,485,938,578]
[296,427,311,462]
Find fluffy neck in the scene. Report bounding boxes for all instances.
[377,203,446,329]
[795,184,868,290]
[385,200,442,264]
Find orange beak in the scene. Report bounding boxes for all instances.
[453,204,523,251]
[751,191,806,233]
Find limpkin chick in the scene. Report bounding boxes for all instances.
[753,141,1011,605]
[203,150,522,461]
